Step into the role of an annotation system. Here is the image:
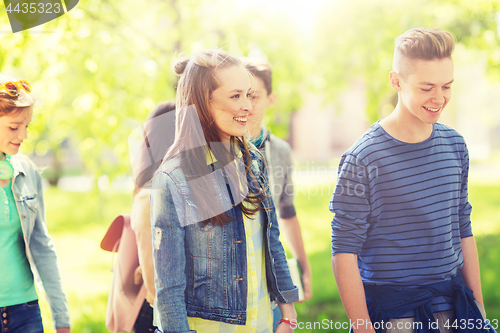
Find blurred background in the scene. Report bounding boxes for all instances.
[1,0,500,332]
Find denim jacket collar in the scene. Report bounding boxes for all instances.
[10,155,27,177]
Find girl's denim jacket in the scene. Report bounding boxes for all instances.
[10,155,70,328]
[151,149,299,333]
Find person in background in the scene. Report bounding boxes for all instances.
[0,75,71,333]
[131,101,176,333]
[244,58,313,331]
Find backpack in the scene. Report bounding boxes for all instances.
[101,214,147,333]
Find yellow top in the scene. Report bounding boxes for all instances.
[187,206,272,332]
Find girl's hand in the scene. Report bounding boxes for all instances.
[275,304,297,333]
[275,319,296,333]
[56,328,71,333]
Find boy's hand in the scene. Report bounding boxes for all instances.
[300,267,313,302]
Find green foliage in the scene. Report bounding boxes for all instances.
[1,0,310,179]
[1,0,500,181]
[313,0,500,122]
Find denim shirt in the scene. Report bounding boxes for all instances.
[151,148,299,333]
[10,155,70,328]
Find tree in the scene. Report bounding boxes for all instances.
[313,0,500,122]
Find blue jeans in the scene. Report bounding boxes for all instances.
[0,300,44,333]
[134,299,157,333]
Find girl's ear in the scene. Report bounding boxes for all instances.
[267,93,276,108]
[389,71,402,92]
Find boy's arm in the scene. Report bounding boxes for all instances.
[458,144,483,305]
[460,236,483,306]
[273,140,312,301]
[332,254,375,333]
[278,215,312,301]
[330,153,372,331]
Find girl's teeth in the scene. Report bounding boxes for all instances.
[424,106,440,112]
[234,117,247,122]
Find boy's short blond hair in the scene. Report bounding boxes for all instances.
[393,27,455,79]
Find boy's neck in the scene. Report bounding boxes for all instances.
[380,105,434,143]
[248,123,263,139]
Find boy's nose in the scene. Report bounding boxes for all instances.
[432,90,445,105]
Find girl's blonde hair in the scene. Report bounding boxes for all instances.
[0,74,34,116]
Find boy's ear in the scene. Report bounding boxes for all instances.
[389,71,402,92]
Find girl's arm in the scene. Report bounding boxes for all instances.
[131,189,156,305]
[29,169,71,330]
[151,171,194,333]
[275,303,297,333]
[260,159,299,304]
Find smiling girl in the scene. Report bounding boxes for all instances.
[151,50,298,333]
[0,75,71,333]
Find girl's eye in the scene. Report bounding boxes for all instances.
[10,127,18,131]
[231,94,240,99]
[443,86,451,89]
[421,88,432,92]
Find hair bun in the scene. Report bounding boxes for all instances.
[172,57,190,77]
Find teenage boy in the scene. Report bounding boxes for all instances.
[244,58,313,329]
[330,27,493,333]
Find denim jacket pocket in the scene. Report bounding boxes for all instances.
[186,255,220,299]
[16,193,38,220]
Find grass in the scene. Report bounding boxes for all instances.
[37,182,500,333]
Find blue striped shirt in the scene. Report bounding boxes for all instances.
[330,122,473,312]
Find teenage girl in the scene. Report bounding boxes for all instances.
[0,75,71,333]
[151,50,298,333]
